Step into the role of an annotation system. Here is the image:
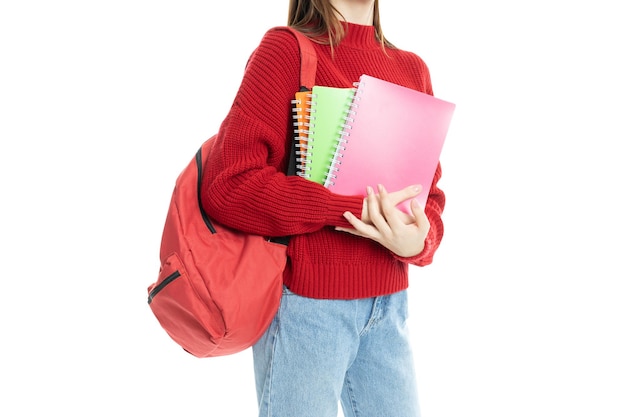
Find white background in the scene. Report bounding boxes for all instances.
[1,1,624,416]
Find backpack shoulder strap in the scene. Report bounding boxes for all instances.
[270,26,318,91]
[268,27,318,244]
[264,26,318,180]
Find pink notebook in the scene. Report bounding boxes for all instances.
[325,74,455,212]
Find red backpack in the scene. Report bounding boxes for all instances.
[147,27,317,358]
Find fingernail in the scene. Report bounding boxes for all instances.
[366,186,373,195]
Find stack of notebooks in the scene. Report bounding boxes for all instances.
[291,74,456,212]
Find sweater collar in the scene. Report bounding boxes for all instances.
[338,21,380,50]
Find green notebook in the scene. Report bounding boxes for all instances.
[304,85,355,185]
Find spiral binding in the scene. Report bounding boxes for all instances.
[324,83,361,187]
[291,92,313,178]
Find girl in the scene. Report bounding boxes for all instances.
[201,1,445,415]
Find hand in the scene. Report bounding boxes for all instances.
[360,184,421,226]
[336,184,430,258]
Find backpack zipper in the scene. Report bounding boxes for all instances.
[147,270,181,304]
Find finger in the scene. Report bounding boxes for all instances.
[367,185,391,234]
[410,199,430,233]
[377,184,401,230]
[385,185,421,224]
[339,211,381,239]
[397,209,416,225]
[388,184,422,207]
[335,226,369,238]
[360,198,369,224]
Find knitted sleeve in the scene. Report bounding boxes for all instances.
[395,162,445,266]
[200,28,363,237]
[392,53,446,266]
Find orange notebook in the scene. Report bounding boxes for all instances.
[292,90,313,177]
[325,74,456,212]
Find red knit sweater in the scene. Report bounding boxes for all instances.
[201,23,445,299]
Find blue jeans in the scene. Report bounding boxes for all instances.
[253,286,421,417]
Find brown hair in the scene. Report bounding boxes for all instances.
[287,0,394,51]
